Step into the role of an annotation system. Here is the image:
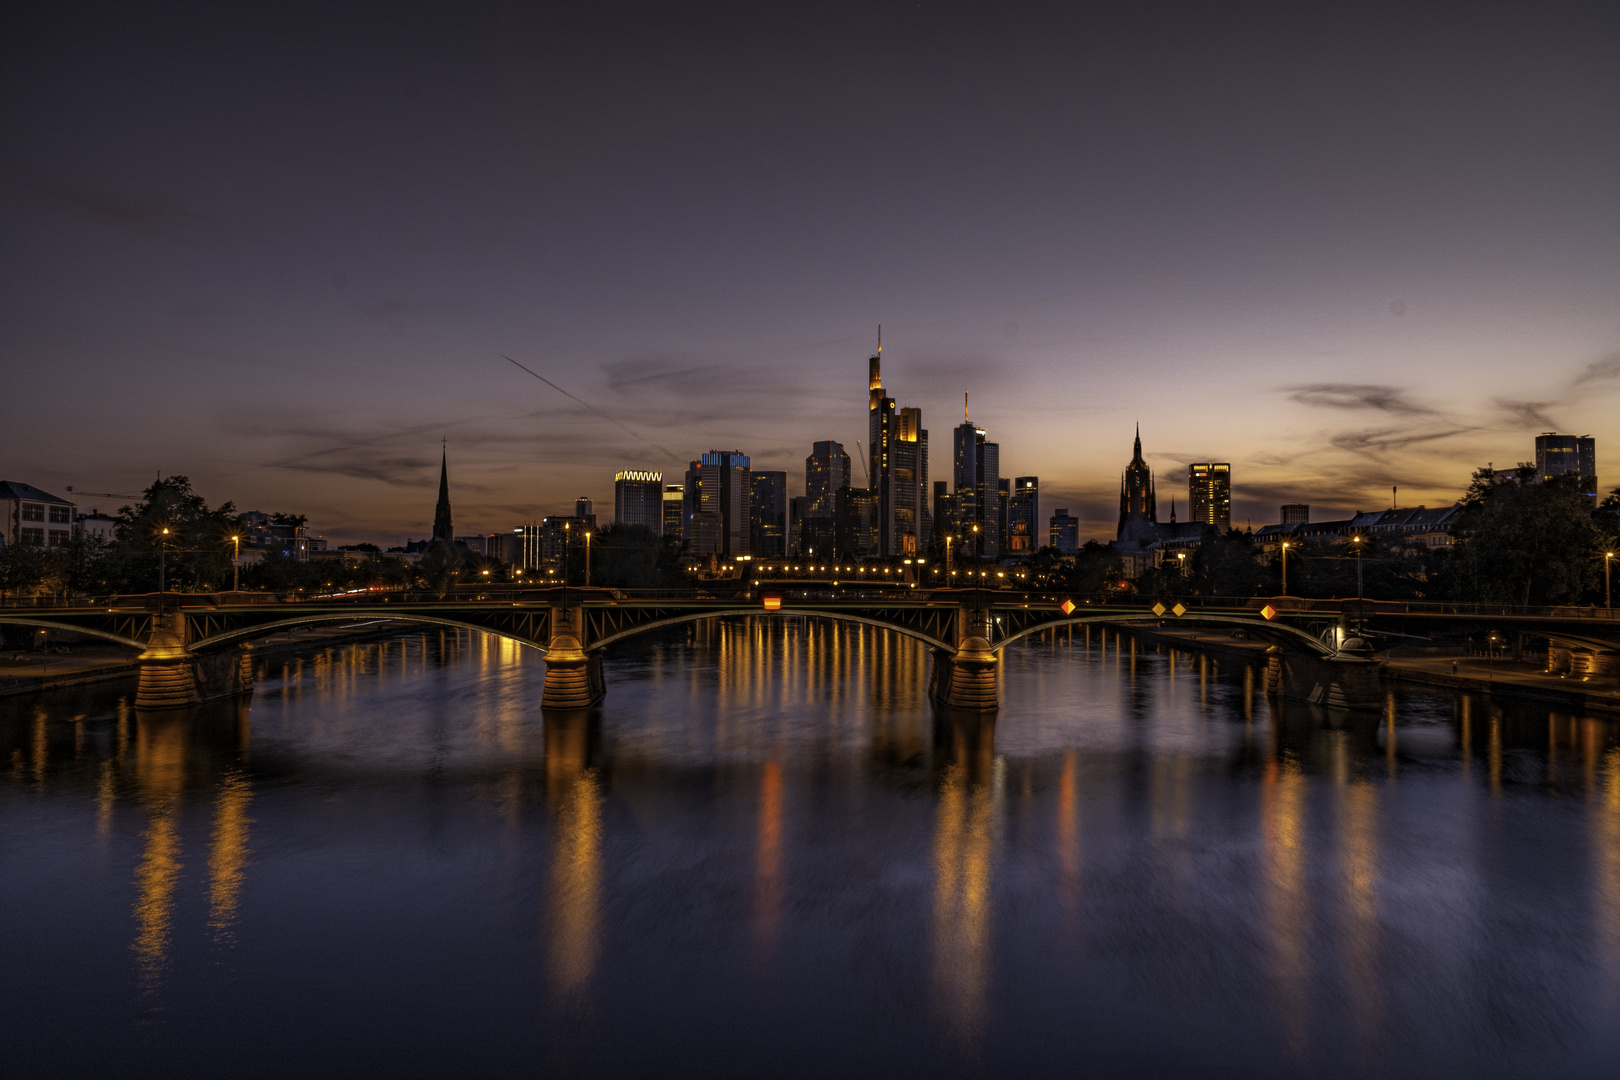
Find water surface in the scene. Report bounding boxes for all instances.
[3,620,1618,1078]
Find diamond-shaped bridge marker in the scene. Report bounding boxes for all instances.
[1260,604,1277,620]
[1059,599,1076,616]
[1171,603,1187,617]
[1151,602,1166,617]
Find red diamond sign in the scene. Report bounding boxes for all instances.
[1261,604,1277,620]
[1059,599,1076,616]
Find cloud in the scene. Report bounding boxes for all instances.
[1574,352,1620,386]
[1328,426,1477,455]
[350,297,465,321]
[1493,398,1559,429]
[1285,383,1436,415]
[30,174,240,235]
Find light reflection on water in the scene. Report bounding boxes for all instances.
[2,619,1619,1078]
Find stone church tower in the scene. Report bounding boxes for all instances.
[1116,424,1158,540]
[432,447,454,544]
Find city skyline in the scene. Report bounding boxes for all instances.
[4,3,1617,544]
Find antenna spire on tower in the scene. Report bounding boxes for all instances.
[964,391,969,422]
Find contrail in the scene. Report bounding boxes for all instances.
[501,354,681,461]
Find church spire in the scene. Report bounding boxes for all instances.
[433,443,453,544]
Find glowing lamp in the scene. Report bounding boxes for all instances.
[762,596,782,611]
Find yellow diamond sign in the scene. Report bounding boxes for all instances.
[1172,603,1187,617]
[1261,604,1277,620]
[1151,603,1166,616]
[1059,599,1076,616]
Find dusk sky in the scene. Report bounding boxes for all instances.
[4,2,1617,545]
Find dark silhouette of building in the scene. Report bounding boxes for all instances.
[751,470,787,557]
[1281,503,1309,525]
[1535,432,1597,500]
[1117,424,1155,539]
[433,447,454,544]
[696,450,751,557]
[1049,508,1079,555]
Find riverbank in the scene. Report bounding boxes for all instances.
[1382,656,1620,715]
[1122,624,1620,716]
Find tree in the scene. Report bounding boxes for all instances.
[0,542,45,601]
[417,540,464,597]
[1442,467,1603,605]
[100,476,238,593]
[587,524,691,589]
[1188,529,1269,597]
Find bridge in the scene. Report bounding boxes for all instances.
[2,588,1614,712]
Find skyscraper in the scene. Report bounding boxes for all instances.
[1008,477,1039,555]
[806,441,850,517]
[662,484,684,537]
[866,332,929,556]
[1049,508,1079,555]
[1281,503,1310,525]
[614,470,664,533]
[951,397,999,558]
[750,470,787,557]
[1188,463,1231,532]
[432,447,453,544]
[1535,432,1597,500]
[697,450,751,557]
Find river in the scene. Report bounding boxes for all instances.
[3,619,1618,1078]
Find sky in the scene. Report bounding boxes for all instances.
[3,1,1617,546]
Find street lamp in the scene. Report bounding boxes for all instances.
[1280,541,1289,597]
[157,526,171,607]
[1351,533,1364,599]
[1176,551,1186,578]
[1606,551,1614,610]
[230,533,242,593]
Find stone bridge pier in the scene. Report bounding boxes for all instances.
[542,604,605,710]
[135,612,255,710]
[928,594,1000,713]
[1261,634,1383,711]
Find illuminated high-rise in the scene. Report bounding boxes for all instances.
[1188,463,1231,532]
[951,397,999,558]
[866,333,929,556]
[614,470,663,533]
[662,484,684,536]
[697,450,751,557]
[1008,477,1039,555]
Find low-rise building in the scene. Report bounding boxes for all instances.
[0,482,76,549]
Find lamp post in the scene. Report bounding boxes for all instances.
[1280,541,1289,596]
[1176,551,1186,578]
[1351,534,1363,600]
[230,534,242,593]
[158,526,171,609]
[1606,552,1614,610]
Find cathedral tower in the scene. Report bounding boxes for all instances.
[1116,425,1157,539]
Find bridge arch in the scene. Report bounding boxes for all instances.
[991,612,1337,657]
[586,608,955,654]
[0,617,148,651]
[185,612,551,654]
